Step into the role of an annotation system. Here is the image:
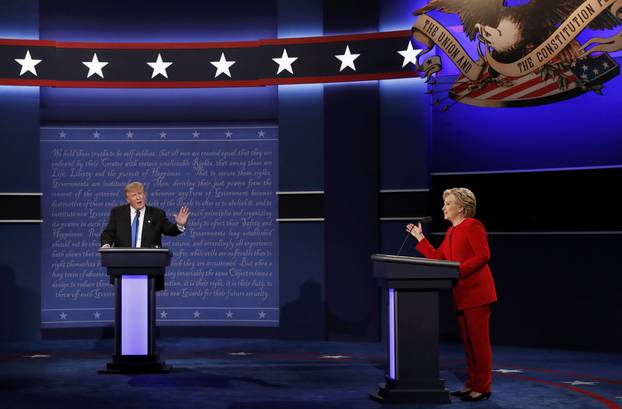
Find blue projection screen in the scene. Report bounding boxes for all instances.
[40,126,278,328]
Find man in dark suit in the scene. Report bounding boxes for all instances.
[100,181,190,248]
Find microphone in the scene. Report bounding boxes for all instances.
[396,225,414,256]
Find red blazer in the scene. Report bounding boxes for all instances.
[416,218,497,311]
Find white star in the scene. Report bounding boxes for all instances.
[210,52,236,78]
[59,131,67,139]
[492,369,524,373]
[160,311,168,318]
[160,131,167,139]
[272,48,298,74]
[582,64,588,71]
[320,355,351,359]
[193,311,201,318]
[82,53,108,78]
[335,45,360,72]
[59,312,67,320]
[93,312,101,319]
[225,130,233,139]
[93,131,100,139]
[603,62,610,69]
[398,41,422,67]
[258,130,265,138]
[126,131,134,139]
[15,50,42,76]
[192,131,200,139]
[593,68,600,75]
[581,74,588,79]
[258,311,266,319]
[570,61,577,68]
[226,311,234,318]
[561,380,598,386]
[147,53,173,79]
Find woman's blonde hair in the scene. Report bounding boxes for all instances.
[443,187,476,218]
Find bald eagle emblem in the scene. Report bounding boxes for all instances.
[412,0,622,108]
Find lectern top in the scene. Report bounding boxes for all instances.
[99,247,171,254]
[371,254,459,268]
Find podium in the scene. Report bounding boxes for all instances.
[99,248,172,374]
[370,254,459,403]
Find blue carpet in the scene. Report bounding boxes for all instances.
[1,339,621,409]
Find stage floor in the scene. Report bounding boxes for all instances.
[1,338,621,409]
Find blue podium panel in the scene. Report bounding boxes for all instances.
[388,288,396,381]
[121,276,148,356]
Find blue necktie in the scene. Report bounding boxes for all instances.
[131,210,140,247]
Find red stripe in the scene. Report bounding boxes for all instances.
[0,39,56,46]
[262,71,418,85]
[0,78,57,87]
[496,363,622,385]
[452,73,490,94]
[59,40,260,50]
[46,80,264,88]
[260,30,411,46]
[464,78,499,98]
[447,366,622,409]
[0,71,418,88]
[519,74,577,99]
[2,30,410,50]
[489,75,546,100]
[503,373,622,409]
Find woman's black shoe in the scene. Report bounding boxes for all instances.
[449,389,471,397]
[461,392,492,401]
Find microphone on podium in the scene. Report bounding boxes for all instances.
[396,226,413,256]
[396,218,429,256]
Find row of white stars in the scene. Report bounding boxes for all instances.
[57,310,268,319]
[160,310,268,319]
[57,130,265,139]
[14,43,421,79]
[58,312,102,319]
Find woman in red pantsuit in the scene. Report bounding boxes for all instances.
[407,188,497,402]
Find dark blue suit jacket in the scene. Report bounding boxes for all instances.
[100,204,182,248]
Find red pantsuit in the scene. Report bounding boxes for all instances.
[416,218,497,393]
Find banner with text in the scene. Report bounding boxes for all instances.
[40,126,278,328]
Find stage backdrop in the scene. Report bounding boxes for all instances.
[40,125,278,328]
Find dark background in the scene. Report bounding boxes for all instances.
[1,0,620,352]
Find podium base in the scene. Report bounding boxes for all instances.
[370,382,450,404]
[99,354,171,374]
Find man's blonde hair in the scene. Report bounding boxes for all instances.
[124,181,145,196]
[443,188,476,218]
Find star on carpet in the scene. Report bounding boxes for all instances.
[561,380,598,386]
[492,369,524,373]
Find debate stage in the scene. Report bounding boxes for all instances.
[1,338,621,409]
